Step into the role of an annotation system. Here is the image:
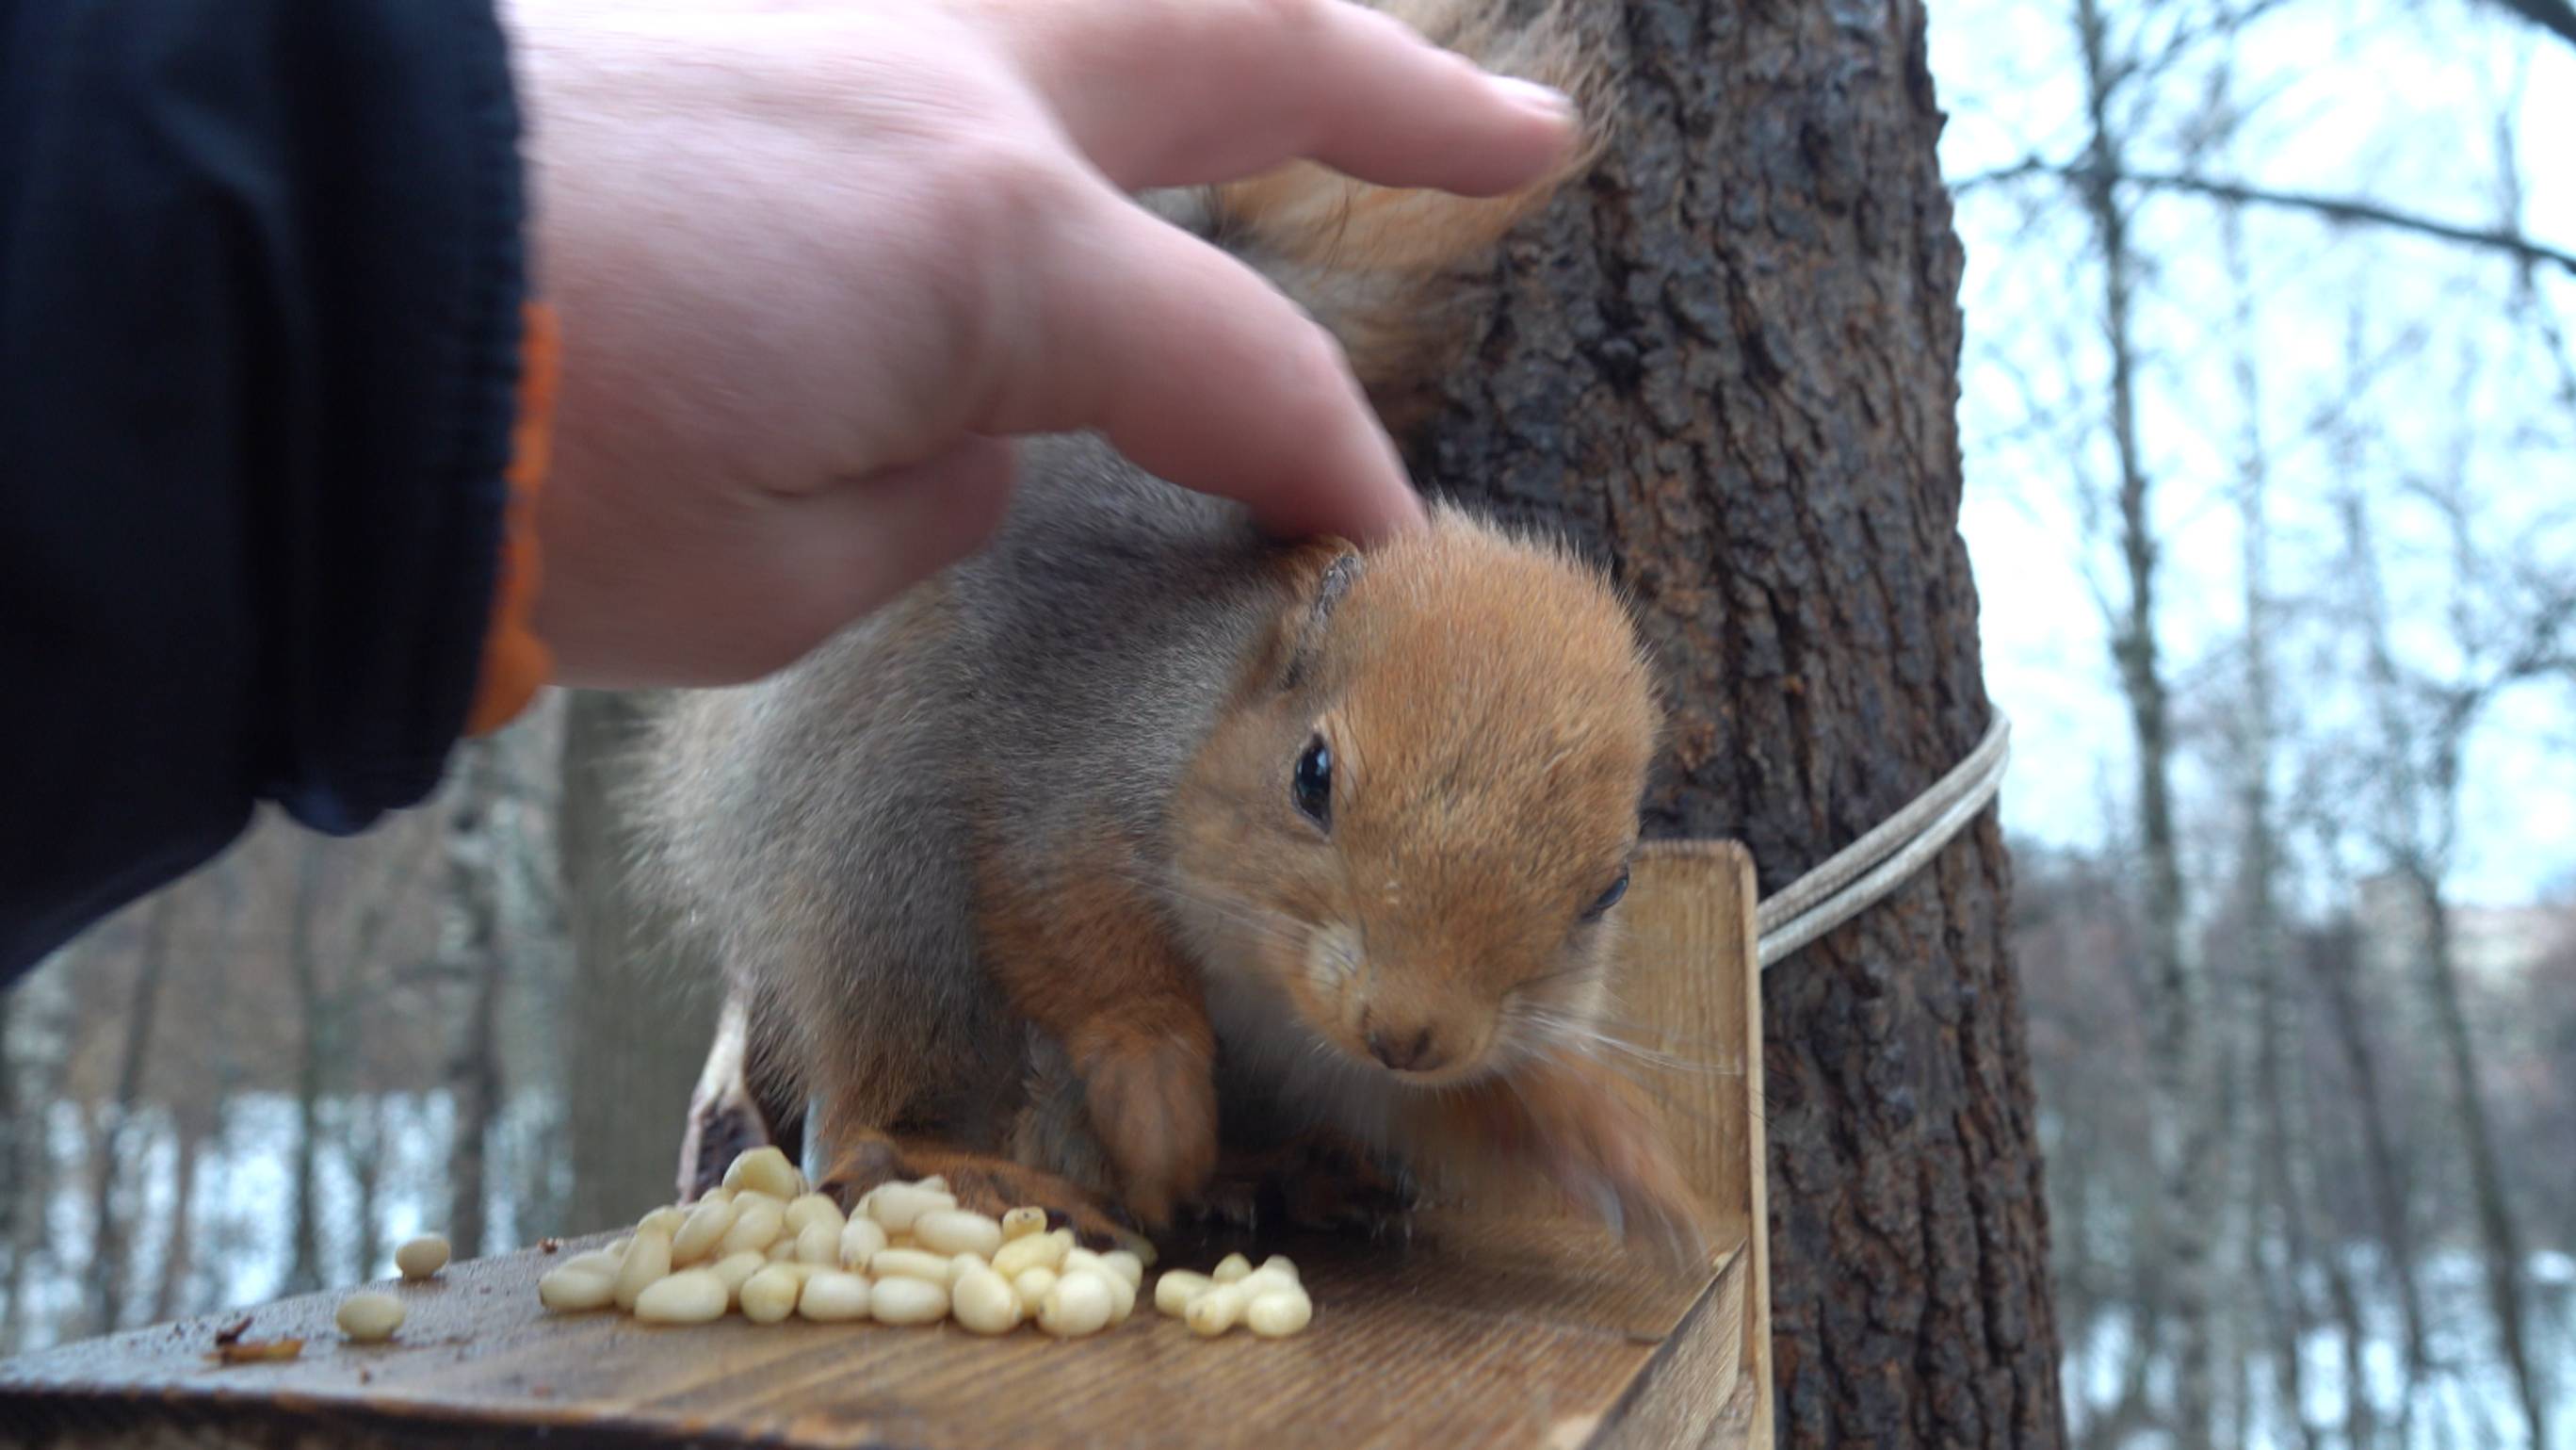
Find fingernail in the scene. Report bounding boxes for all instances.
[1491,76,1576,120]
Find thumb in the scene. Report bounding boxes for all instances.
[789,434,1022,629]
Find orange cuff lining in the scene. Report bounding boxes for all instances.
[464,301,561,736]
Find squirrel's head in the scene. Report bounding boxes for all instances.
[1169,506,1660,1089]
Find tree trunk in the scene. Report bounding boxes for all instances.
[1413,0,2062,1441]
[559,691,720,1231]
[2067,0,2215,1440]
[444,741,509,1258]
[348,1094,387,1279]
[283,841,332,1296]
[2302,924,2425,1431]
[147,1123,201,1327]
[84,893,176,1336]
[2410,871,2547,1450]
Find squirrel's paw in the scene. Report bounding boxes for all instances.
[1192,1134,1420,1240]
[1530,1072,1714,1275]
[1077,1031,1221,1233]
[814,1131,1153,1260]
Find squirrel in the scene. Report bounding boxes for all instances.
[633,0,1710,1267]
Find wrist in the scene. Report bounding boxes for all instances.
[465,301,564,734]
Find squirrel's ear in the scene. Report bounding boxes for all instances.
[1265,540,1365,693]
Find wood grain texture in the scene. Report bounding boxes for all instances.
[0,847,1768,1450]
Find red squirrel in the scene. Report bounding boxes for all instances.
[636,0,1710,1267]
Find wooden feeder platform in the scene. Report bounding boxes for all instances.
[1,842,1769,1450]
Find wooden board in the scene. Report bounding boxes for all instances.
[1,841,1767,1450]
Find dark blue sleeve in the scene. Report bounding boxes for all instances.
[0,0,528,982]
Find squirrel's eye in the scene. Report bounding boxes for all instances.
[1581,868,1630,921]
[1292,735,1333,828]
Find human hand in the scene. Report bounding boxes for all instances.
[499,0,1578,688]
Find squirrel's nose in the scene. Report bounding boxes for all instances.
[1367,1025,1446,1073]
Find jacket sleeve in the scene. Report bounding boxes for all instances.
[0,0,532,982]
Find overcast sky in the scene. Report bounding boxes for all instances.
[1927,0,2576,904]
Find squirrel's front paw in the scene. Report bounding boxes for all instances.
[814,1131,1150,1258]
[1077,1028,1221,1232]
[1529,1065,1713,1274]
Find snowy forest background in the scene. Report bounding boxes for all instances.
[5,0,2573,1445]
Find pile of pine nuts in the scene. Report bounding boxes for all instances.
[533,1148,1314,1340]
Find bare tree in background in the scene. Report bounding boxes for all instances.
[80,893,176,1336]
[559,692,715,1232]
[2068,0,2217,1436]
[442,740,510,1260]
[2340,481,2569,1450]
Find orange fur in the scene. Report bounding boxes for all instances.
[977,836,1220,1231]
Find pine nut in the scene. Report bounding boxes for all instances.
[335,1291,404,1342]
[1211,1252,1252,1284]
[1013,1267,1058,1315]
[1246,1289,1314,1338]
[767,1239,796,1262]
[560,1248,622,1278]
[394,1234,449,1281]
[870,1275,949,1325]
[870,1248,952,1283]
[1239,1265,1299,1298]
[991,1229,1069,1279]
[1154,1271,1213,1317]
[1098,1250,1144,1291]
[951,1265,1022,1335]
[721,1147,805,1200]
[718,1198,786,1258]
[784,1193,845,1237]
[638,1206,688,1238]
[862,1181,957,1232]
[635,1269,728,1325]
[740,1263,804,1324]
[838,1216,888,1269]
[1039,1270,1115,1338]
[1063,1250,1135,1322]
[538,1264,616,1312]
[1260,1255,1300,1284]
[672,1197,740,1265]
[1000,1207,1046,1242]
[1185,1281,1249,1336]
[948,1252,988,1287]
[795,1220,840,1266]
[614,1221,674,1311]
[799,1271,872,1323]
[915,1209,1003,1259]
[710,1251,768,1305]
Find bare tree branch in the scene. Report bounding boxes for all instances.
[1957,158,2576,275]
[2486,0,2576,51]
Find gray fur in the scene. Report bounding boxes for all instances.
[632,435,1300,1161]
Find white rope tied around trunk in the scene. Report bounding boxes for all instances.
[1752,713,2012,970]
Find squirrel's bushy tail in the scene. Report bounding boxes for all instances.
[1158,0,1607,428]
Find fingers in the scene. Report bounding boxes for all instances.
[967,0,1578,194]
[980,191,1425,543]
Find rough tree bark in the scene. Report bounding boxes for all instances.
[1412,0,2062,1441]
[559,692,716,1231]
